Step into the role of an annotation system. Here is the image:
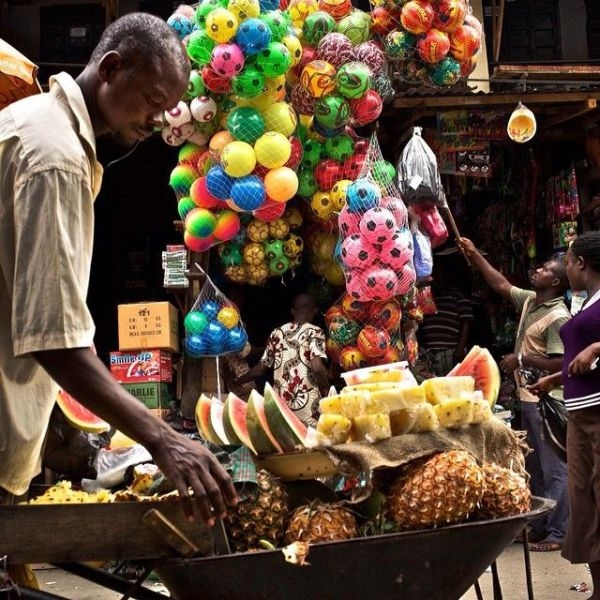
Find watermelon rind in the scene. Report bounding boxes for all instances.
[263,383,307,452]
[56,390,110,434]
[222,393,256,453]
[246,389,283,455]
[195,394,225,445]
[210,398,230,445]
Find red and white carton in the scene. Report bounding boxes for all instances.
[109,349,173,383]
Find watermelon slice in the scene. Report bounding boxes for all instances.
[195,394,225,445]
[209,398,230,445]
[447,346,501,408]
[222,393,256,454]
[56,389,110,434]
[246,389,283,455]
[263,383,307,452]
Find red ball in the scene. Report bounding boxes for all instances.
[339,345,366,370]
[357,325,391,358]
[253,198,286,222]
[450,24,481,61]
[371,344,402,365]
[253,164,270,179]
[367,299,402,333]
[371,7,399,36]
[315,159,343,190]
[183,231,216,252]
[433,0,467,33]
[325,303,345,326]
[417,28,450,64]
[350,90,383,127]
[201,66,232,94]
[341,293,370,320]
[400,0,434,35]
[459,56,477,78]
[291,82,316,115]
[190,176,221,209]
[286,137,304,169]
[292,46,318,79]
[342,153,366,180]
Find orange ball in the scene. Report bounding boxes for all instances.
[432,0,467,33]
[209,130,235,163]
[417,28,450,63]
[300,60,337,98]
[400,0,434,35]
[450,24,481,61]
[264,167,299,202]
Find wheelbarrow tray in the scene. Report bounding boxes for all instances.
[156,496,554,600]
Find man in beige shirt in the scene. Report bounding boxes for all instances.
[0,13,236,521]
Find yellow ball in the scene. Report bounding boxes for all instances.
[288,0,319,28]
[263,75,286,97]
[243,242,265,266]
[227,0,260,21]
[264,167,299,202]
[254,132,292,169]
[217,306,240,329]
[330,179,352,211]
[262,102,298,137]
[324,260,345,287]
[300,60,337,98]
[206,8,239,43]
[220,141,256,177]
[247,218,270,242]
[310,191,334,220]
[282,35,303,67]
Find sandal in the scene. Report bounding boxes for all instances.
[528,540,562,552]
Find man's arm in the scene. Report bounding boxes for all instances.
[457,237,513,300]
[235,361,269,385]
[34,347,237,523]
[310,356,330,395]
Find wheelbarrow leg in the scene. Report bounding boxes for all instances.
[521,526,535,600]
[472,580,484,600]
[491,561,502,600]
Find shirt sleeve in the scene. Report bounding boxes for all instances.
[510,287,535,313]
[545,315,569,355]
[457,297,474,321]
[309,326,327,360]
[260,329,278,368]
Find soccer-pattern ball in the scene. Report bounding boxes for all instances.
[377,232,412,270]
[235,18,271,55]
[246,261,270,284]
[255,42,292,78]
[243,241,266,265]
[228,0,261,22]
[246,219,270,242]
[283,233,304,257]
[338,205,361,236]
[268,217,290,239]
[190,96,218,122]
[232,66,265,98]
[346,178,381,213]
[364,267,399,301]
[206,8,239,44]
[359,207,397,244]
[310,191,334,220]
[340,234,374,269]
[167,14,195,39]
[357,325,391,358]
[330,179,351,211]
[264,239,284,260]
[210,43,245,77]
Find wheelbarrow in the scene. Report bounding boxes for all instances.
[156,496,554,600]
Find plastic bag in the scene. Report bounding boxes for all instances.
[412,204,449,248]
[397,127,443,204]
[539,391,568,462]
[183,264,248,358]
[412,229,433,279]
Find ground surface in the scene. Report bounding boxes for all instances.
[33,542,591,600]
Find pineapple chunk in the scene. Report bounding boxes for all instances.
[320,395,343,414]
[410,403,440,432]
[339,392,370,418]
[316,414,352,445]
[398,385,427,405]
[341,382,406,393]
[389,406,418,435]
[364,389,408,414]
[355,368,410,384]
[433,398,472,429]
[469,395,493,425]
[351,414,392,443]
[422,376,475,405]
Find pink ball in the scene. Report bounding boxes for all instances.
[380,196,408,227]
[338,205,361,236]
[354,42,386,73]
[213,209,241,241]
[378,231,412,270]
[316,33,355,68]
[346,268,369,301]
[210,43,245,78]
[397,263,417,294]
[363,267,399,302]
[340,234,375,269]
[359,207,397,244]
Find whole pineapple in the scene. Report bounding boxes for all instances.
[224,469,289,552]
[284,502,358,544]
[478,463,531,519]
[385,450,485,530]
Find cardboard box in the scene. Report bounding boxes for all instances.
[121,382,171,410]
[118,301,179,353]
[109,350,173,383]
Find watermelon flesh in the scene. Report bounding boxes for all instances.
[222,393,256,454]
[195,394,225,445]
[263,383,307,452]
[246,389,283,455]
[448,346,501,408]
[56,390,110,434]
[209,398,230,445]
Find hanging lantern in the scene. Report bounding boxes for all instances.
[507,101,536,143]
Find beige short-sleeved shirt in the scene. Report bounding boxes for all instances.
[0,73,103,494]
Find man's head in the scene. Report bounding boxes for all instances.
[291,293,318,324]
[82,12,190,146]
[530,258,569,296]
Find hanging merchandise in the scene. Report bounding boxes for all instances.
[412,228,433,279]
[183,265,248,358]
[507,101,536,144]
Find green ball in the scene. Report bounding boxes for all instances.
[335,61,372,99]
[430,57,462,88]
[195,0,222,27]
[184,70,206,100]
[227,106,265,143]
[264,239,285,260]
[325,134,354,161]
[260,10,289,41]
[184,311,209,334]
[314,95,350,130]
[269,254,290,275]
[302,139,323,167]
[178,196,197,220]
[298,167,318,197]
[302,11,336,46]
[384,30,416,60]
[371,160,396,186]
[255,41,291,77]
[335,11,371,46]
[186,29,216,65]
[219,242,243,266]
[232,66,265,98]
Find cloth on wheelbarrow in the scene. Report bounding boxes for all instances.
[321,418,529,501]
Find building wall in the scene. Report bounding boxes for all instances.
[560,0,589,60]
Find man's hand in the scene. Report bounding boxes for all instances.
[499,353,519,374]
[528,374,559,396]
[457,237,477,259]
[148,430,238,525]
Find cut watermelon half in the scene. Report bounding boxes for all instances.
[56,389,110,434]
[195,394,225,445]
[263,383,307,452]
[222,393,256,454]
[246,389,283,455]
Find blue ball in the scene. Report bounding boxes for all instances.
[235,18,272,56]
[230,175,265,211]
[184,335,210,358]
[346,178,381,213]
[205,321,228,351]
[259,0,279,10]
[206,166,234,200]
[227,326,248,352]
[333,238,343,265]
[167,14,195,39]
[199,299,220,320]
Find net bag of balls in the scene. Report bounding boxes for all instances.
[183,265,249,358]
[397,126,444,205]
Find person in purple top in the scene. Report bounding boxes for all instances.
[531,231,600,600]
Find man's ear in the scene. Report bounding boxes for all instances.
[97,51,122,83]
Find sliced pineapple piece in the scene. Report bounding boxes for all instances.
[410,403,440,433]
[433,398,472,429]
[351,413,392,443]
[320,395,343,414]
[364,389,408,414]
[355,368,409,384]
[341,382,404,393]
[316,414,352,445]
[398,385,427,405]
[468,393,493,425]
[389,406,419,435]
[422,376,475,405]
[339,392,371,418]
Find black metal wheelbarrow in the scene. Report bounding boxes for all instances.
[156,496,554,600]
